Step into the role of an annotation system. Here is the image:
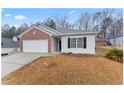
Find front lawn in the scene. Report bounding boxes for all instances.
[2,53,123,85]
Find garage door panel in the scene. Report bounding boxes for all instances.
[23,40,48,53]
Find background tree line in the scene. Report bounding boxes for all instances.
[2,9,123,39]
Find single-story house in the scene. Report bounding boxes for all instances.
[1,38,20,54]
[18,24,98,54]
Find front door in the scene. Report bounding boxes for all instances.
[58,40,61,51]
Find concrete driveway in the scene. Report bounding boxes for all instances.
[1,52,58,78]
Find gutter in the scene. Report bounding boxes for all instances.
[52,32,99,36]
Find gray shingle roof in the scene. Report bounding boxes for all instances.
[58,29,86,33]
[37,24,61,34]
[1,38,20,48]
[18,24,98,38]
[35,23,87,34]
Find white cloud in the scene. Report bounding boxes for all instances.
[14,15,27,20]
[69,10,76,14]
[13,25,19,27]
[111,13,118,17]
[5,14,11,17]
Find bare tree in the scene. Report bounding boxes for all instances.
[92,12,102,32]
[17,23,28,35]
[54,16,72,30]
[43,18,56,29]
[76,12,93,31]
[109,18,123,46]
[66,9,115,37]
[98,9,114,39]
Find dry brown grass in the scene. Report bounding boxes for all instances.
[2,54,123,85]
[96,47,108,56]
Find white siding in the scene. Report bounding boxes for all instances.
[61,35,95,54]
[51,37,58,52]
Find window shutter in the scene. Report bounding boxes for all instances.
[68,38,70,48]
[84,37,87,48]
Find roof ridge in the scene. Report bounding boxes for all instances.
[37,24,61,34]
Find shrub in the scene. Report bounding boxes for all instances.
[104,48,123,62]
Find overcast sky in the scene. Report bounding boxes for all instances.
[1,8,123,27]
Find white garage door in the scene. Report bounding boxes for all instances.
[23,40,48,53]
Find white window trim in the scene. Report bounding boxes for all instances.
[69,37,85,48]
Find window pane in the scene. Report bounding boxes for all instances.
[77,38,83,48]
[70,38,76,48]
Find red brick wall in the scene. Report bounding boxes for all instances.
[20,27,51,52]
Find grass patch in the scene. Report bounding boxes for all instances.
[2,54,123,85]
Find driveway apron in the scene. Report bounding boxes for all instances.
[1,53,57,78]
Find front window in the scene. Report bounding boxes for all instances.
[68,37,87,49]
[70,38,76,48]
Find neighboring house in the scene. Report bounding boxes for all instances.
[96,31,123,48]
[107,32,123,47]
[1,38,20,54]
[18,24,98,54]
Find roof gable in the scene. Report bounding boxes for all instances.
[37,24,61,34]
[18,25,61,38]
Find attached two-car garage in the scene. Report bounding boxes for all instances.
[23,40,48,53]
[19,25,52,53]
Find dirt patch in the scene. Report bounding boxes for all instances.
[62,53,96,57]
[2,54,123,85]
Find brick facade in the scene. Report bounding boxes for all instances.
[20,27,51,52]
